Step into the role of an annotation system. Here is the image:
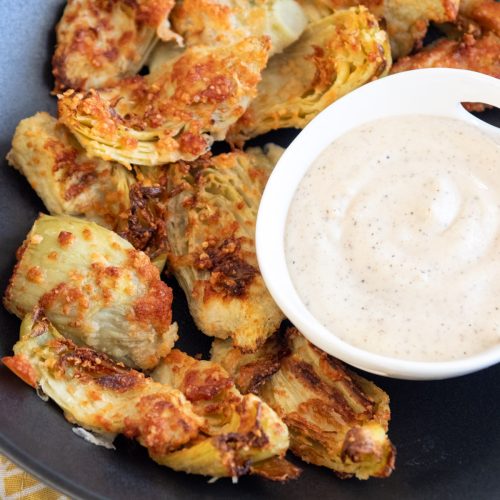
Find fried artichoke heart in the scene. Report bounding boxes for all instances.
[151,349,298,479]
[228,7,391,144]
[164,145,285,352]
[7,112,170,267]
[391,30,500,78]
[7,112,133,230]
[52,0,177,92]
[212,327,396,479]
[171,0,307,55]
[3,312,293,480]
[3,310,202,453]
[459,0,500,36]
[58,37,270,167]
[4,214,176,370]
[298,1,459,59]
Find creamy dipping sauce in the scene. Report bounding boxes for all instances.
[285,115,500,362]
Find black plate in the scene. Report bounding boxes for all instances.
[1,1,499,498]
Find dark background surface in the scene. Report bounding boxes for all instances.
[0,1,499,498]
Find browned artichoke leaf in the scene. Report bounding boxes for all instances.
[458,0,500,36]
[391,30,500,79]
[4,311,294,480]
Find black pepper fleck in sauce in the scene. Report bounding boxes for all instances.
[285,115,500,362]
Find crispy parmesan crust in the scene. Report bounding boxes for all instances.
[57,37,270,167]
[6,113,133,230]
[127,248,173,330]
[119,184,169,260]
[459,0,500,36]
[212,328,396,479]
[392,31,500,76]
[4,310,293,479]
[53,0,176,92]
[4,214,176,370]
[298,0,459,58]
[194,237,258,298]
[124,393,201,454]
[171,0,307,55]
[3,310,202,451]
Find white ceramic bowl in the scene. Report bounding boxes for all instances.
[256,68,500,380]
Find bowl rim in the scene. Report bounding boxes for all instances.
[256,68,500,380]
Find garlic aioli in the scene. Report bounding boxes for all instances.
[285,115,500,362]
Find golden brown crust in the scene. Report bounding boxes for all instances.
[5,310,203,455]
[228,7,391,143]
[124,393,200,454]
[181,365,234,403]
[391,31,500,78]
[6,113,133,230]
[298,0,459,58]
[170,0,307,55]
[151,349,294,479]
[4,215,176,370]
[57,37,270,167]
[53,0,175,92]
[212,328,395,479]
[459,0,500,35]
[154,349,239,427]
[54,338,146,391]
[194,236,258,298]
[165,147,285,351]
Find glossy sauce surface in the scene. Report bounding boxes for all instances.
[286,115,500,361]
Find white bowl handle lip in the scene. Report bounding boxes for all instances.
[256,68,500,380]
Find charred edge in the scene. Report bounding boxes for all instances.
[287,360,357,422]
[215,431,266,477]
[214,401,270,477]
[56,344,142,391]
[195,237,257,297]
[340,427,384,463]
[120,183,169,259]
[217,427,269,452]
[323,354,377,416]
[236,330,291,393]
[286,327,376,418]
[250,457,302,481]
[238,360,281,394]
[182,368,234,402]
[3,234,31,309]
[52,52,85,94]
[30,307,51,337]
